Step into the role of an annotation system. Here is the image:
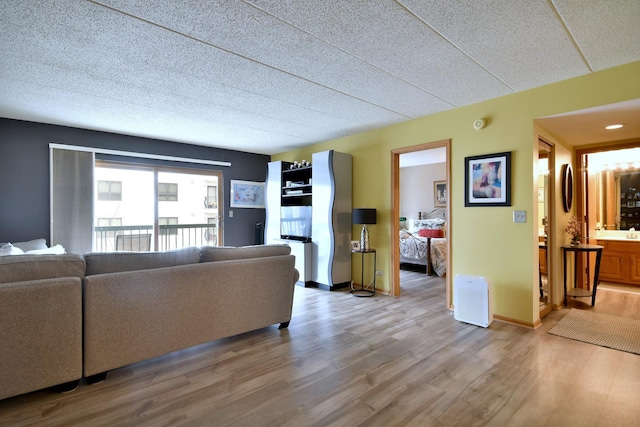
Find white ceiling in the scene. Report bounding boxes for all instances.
[400,147,446,168]
[0,0,638,155]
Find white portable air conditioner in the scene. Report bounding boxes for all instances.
[454,274,493,328]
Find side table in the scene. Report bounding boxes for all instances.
[562,244,603,306]
[351,249,376,297]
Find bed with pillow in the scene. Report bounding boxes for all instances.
[399,211,447,276]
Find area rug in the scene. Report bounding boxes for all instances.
[548,309,640,355]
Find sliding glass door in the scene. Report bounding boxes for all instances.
[94,165,155,251]
[94,162,222,251]
[157,170,220,250]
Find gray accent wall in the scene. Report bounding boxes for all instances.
[0,118,269,248]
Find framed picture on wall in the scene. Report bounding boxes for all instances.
[434,180,447,207]
[230,180,265,208]
[464,151,511,207]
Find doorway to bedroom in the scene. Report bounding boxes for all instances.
[392,140,451,306]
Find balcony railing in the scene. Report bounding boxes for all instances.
[94,224,218,252]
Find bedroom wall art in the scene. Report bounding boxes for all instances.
[434,181,447,207]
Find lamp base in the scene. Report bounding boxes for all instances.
[360,225,369,251]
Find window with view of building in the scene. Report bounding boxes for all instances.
[97,180,122,201]
[93,163,222,252]
[206,217,217,243]
[158,182,178,201]
[96,217,123,247]
[159,217,178,236]
[51,149,224,254]
[97,218,122,227]
[206,185,218,208]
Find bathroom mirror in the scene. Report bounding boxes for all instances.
[595,169,640,230]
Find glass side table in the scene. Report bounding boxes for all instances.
[351,249,376,297]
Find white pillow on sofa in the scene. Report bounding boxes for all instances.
[26,244,66,255]
[0,243,24,256]
[12,238,48,252]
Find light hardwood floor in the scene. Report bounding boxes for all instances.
[1,270,639,426]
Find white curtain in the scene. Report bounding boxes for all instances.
[50,148,94,254]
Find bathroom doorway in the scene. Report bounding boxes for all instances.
[538,139,554,319]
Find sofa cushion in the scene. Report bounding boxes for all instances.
[200,244,291,262]
[84,246,201,276]
[0,254,86,284]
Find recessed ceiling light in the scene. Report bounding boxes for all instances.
[605,124,624,130]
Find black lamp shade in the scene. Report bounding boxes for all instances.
[352,208,376,225]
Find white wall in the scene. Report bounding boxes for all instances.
[399,162,446,222]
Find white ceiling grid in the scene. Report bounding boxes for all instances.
[0,0,638,154]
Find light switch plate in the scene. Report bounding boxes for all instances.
[513,210,526,223]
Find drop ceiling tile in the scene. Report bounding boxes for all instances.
[0,57,354,146]
[0,1,407,147]
[0,78,312,154]
[94,0,454,117]
[0,0,638,153]
[554,0,640,71]
[399,0,591,90]
[244,0,512,106]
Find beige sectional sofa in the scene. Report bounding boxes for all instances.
[0,245,298,399]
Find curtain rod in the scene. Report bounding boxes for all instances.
[49,143,232,167]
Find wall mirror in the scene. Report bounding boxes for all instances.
[594,169,640,230]
[561,163,573,212]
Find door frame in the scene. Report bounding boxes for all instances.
[391,139,451,307]
[537,138,555,319]
[575,140,640,288]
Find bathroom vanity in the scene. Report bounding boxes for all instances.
[596,233,640,286]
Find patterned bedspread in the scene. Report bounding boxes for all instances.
[399,230,447,276]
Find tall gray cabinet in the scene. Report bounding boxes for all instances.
[265,150,352,290]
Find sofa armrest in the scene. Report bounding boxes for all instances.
[0,278,83,400]
[0,254,85,284]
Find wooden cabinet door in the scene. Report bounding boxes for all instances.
[630,252,640,284]
[599,251,626,282]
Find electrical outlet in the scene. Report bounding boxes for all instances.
[375,270,383,276]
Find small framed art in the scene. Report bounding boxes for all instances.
[230,180,265,208]
[434,180,447,207]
